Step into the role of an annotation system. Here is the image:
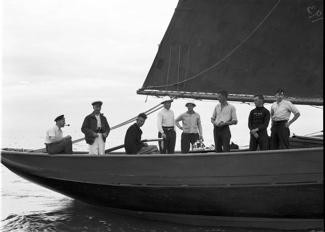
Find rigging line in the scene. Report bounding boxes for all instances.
[310,105,323,109]
[146,0,281,89]
[303,130,323,137]
[110,104,164,130]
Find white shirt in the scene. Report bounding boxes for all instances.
[271,99,300,121]
[175,112,202,135]
[95,114,102,128]
[157,108,175,133]
[45,125,63,144]
[211,103,237,125]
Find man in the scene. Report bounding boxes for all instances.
[211,90,238,152]
[248,95,270,151]
[124,113,158,154]
[175,102,203,153]
[157,97,176,154]
[45,115,72,154]
[270,89,300,149]
[81,101,110,155]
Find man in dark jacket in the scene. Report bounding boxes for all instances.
[124,113,158,154]
[81,101,110,155]
[248,95,270,150]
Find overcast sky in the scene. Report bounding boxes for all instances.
[1,0,180,148]
[1,0,323,150]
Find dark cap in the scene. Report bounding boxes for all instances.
[54,115,65,122]
[275,89,285,95]
[137,113,147,119]
[92,101,103,106]
[185,102,196,107]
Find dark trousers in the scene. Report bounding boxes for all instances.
[270,121,290,149]
[158,128,176,154]
[213,126,231,152]
[249,131,269,151]
[46,138,73,154]
[181,133,200,153]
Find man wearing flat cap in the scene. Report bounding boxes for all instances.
[45,115,73,154]
[175,102,203,153]
[157,97,176,154]
[81,101,110,155]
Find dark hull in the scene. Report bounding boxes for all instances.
[7,163,323,218]
[2,147,324,229]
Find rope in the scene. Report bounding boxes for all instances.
[303,130,323,137]
[146,0,281,89]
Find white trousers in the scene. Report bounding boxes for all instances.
[89,133,105,155]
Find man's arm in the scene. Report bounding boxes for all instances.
[257,109,270,131]
[197,115,203,139]
[175,114,183,130]
[248,111,253,130]
[287,112,300,127]
[226,106,238,125]
[81,116,97,138]
[211,107,216,125]
[102,116,110,138]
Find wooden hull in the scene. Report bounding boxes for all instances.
[1,147,323,228]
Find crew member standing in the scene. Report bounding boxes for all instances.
[211,90,238,152]
[81,101,110,155]
[175,102,203,153]
[270,89,300,149]
[157,97,176,154]
[45,115,73,154]
[248,95,270,151]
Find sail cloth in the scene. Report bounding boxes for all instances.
[138,0,323,105]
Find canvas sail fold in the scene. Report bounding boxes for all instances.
[138,0,323,105]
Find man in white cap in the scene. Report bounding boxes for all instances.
[81,101,110,155]
[157,97,176,154]
[45,115,72,154]
[175,102,203,153]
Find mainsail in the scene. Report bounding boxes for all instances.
[138,0,323,105]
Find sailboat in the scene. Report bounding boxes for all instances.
[1,0,323,230]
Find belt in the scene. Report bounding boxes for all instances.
[162,126,174,131]
[273,120,288,124]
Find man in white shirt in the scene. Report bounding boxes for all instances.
[175,102,203,153]
[211,90,238,152]
[157,98,176,154]
[45,115,72,154]
[270,89,300,149]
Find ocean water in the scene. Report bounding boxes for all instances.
[1,99,323,232]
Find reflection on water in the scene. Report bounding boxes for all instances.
[1,167,323,232]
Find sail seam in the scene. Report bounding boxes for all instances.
[146,0,282,89]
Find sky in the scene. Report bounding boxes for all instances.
[1,0,323,151]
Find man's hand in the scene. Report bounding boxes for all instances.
[64,135,72,140]
[102,132,108,138]
[285,121,290,128]
[161,132,167,139]
[216,121,225,127]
